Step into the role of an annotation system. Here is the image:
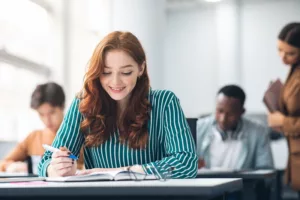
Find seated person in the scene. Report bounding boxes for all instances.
[197,85,274,170]
[0,82,83,173]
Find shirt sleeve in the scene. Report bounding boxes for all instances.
[141,94,198,178]
[38,98,85,177]
[254,127,274,169]
[282,81,300,135]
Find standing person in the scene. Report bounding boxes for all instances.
[268,22,300,195]
[0,82,83,173]
[38,31,197,178]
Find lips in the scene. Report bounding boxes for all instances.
[109,87,125,92]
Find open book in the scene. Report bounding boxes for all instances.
[263,79,283,112]
[46,169,156,182]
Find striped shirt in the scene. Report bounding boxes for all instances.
[38,90,197,178]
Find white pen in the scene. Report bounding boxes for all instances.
[42,144,78,160]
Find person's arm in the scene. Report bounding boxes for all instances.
[254,127,274,169]
[282,82,300,135]
[141,93,198,178]
[0,134,31,171]
[38,98,85,177]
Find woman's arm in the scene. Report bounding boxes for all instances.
[282,84,300,135]
[141,92,198,179]
[38,98,85,177]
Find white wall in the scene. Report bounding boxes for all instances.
[241,0,300,112]
[165,0,300,117]
[164,7,218,117]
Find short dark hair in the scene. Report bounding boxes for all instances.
[30,82,65,109]
[278,22,300,49]
[217,85,246,106]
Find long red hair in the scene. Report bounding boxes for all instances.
[78,31,151,149]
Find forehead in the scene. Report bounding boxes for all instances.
[37,103,58,113]
[216,94,242,109]
[277,40,299,52]
[104,50,136,68]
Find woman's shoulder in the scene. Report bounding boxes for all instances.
[150,89,178,103]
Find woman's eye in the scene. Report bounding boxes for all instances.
[122,72,132,75]
[102,72,111,75]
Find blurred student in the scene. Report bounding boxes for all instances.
[197,85,274,170]
[0,82,83,173]
[267,22,300,194]
[38,31,197,178]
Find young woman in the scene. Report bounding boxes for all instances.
[38,31,197,178]
[268,22,300,194]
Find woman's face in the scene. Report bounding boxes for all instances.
[100,49,144,107]
[277,40,300,65]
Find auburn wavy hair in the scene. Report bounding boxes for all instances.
[78,31,151,149]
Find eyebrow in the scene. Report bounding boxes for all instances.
[105,65,134,69]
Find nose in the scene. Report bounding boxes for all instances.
[279,52,286,61]
[44,116,52,128]
[112,74,122,85]
[219,114,227,123]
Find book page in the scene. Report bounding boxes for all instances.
[46,169,124,182]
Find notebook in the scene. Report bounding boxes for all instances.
[46,169,156,182]
[263,79,283,112]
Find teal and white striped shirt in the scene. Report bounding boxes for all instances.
[38,90,197,178]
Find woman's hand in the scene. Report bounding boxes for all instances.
[268,111,285,128]
[47,147,77,177]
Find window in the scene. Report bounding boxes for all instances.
[0,0,52,141]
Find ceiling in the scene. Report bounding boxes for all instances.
[166,0,286,11]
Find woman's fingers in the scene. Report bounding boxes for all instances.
[50,157,73,165]
[52,150,70,158]
[57,166,73,176]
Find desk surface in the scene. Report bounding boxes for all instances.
[0,178,242,197]
[0,172,37,178]
[197,169,276,179]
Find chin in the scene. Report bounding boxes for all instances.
[109,94,129,101]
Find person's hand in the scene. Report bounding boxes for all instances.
[268,111,285,128]
[47,147,77,177]
[198,159,205,169]
[6,162,28,173]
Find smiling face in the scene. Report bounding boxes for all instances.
[100,49,144,108]
[277,40,300,66]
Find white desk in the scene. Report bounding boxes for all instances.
[0,178,242,200]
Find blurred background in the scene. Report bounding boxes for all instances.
[0,0,298,151]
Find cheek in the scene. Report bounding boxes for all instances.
[123,76,138,86]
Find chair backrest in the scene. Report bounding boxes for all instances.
[186,118,197,145]
[0,141,17,160]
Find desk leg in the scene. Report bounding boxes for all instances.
[276,171,282,200]
[210,191,243,200]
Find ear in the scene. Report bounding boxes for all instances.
[138,62,145,77]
